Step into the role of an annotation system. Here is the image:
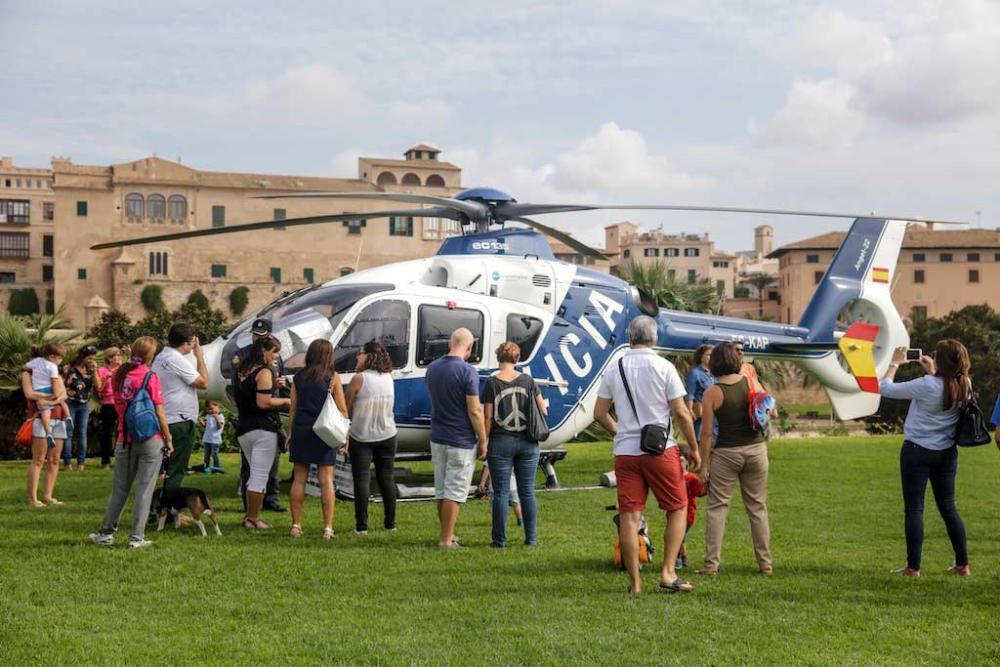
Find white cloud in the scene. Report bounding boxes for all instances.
[240,63,370,120]
[388,99,453,124]
[750,79,862,148]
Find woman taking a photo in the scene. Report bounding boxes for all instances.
[96,347,123,469]
[235,335,290,530]
[881,341,971,577]
[345,340,398,535]
[286,339,347,540]
[481,341,546,547]
[63,345,102,472]
[88,336,172,549]
[697,342,772,576]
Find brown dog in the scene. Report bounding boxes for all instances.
[153,487,222,537]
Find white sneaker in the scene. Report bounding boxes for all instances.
[352,529,368,536]
[127,538,153,549]
[89,532,113,546]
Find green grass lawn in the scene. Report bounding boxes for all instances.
[2,436,999,666]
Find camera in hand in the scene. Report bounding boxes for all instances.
[905,348,922,362]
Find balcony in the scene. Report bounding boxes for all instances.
[0,199,31,226]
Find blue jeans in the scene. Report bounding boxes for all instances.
[487,433,539,546]
[63,401,91,465]
[203,441,221,468]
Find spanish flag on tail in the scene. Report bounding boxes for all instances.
[838,322,880,393]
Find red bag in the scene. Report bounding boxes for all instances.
[15,418,34,447]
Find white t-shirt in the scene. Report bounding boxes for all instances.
[151,346,201,423]
[597,347,686,456]
[202,412,225,444]
[27,357,60,392]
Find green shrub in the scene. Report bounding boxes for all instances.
[140,284,165,313]
[186,289,210,311]
[229,286,250,316]
[8,289,39,316]
[88,309,136,349]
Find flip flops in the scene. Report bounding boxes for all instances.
[659,578,694,593]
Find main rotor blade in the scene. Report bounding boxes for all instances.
[254,191,485,217]
[89,206,460,250]
[499,202,967,225]
[509,217,606,259]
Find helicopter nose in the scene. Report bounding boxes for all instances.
[200,337,228,404]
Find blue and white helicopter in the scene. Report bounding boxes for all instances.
[93,188,943,485]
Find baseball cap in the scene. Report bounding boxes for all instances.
[251,317,273,336]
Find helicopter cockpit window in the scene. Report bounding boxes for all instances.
[635,288,659,317]
[505,314,544,362]
[333,300,411,373]
[417,305,484,367]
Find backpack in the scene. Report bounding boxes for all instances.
[748,390,776,435]
[124,372,161,445]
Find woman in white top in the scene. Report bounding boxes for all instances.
[345,340,398,534]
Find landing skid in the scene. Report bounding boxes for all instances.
[538,449,567,489]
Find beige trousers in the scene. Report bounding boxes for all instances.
[703,442,772,571]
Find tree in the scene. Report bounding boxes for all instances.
[866,304,1000,432]
[140,284,165,313]
[175,301,228,342]
[88,309,136,349]
[740,272,777,318]
[619,260,722,315]
[8,288,40,316]
[229,286,250,316]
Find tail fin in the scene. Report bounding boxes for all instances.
[796,218,910,419]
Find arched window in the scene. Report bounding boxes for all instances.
[125,193,144,218]
[425,174,445,187]
[401,173,421,186]
[376,172,397,186]
[168,195,187,220]
[148,194,166,218]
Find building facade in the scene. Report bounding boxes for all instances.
[770,227,1000,324]
[604,221,738,297]
[0,157,55,313]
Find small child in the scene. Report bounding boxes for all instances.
[200,401,225,472]
[24,343,69,448]
[677,448,707,570]
[477,463,524,527]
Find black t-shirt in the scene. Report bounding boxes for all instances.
[234,366,280,436]
[481,374,541,438]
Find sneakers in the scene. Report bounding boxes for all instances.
[352,529,369,535]
[89,532,114,546]
[891,566,920,578]
[127,538,153,550]
[948,564,971,577]
[46,433,56,448]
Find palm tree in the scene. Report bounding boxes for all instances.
[619,260,722,315]
[0,309,75,390]
[740,272,777,318]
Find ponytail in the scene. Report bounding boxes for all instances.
[115,336,158,392]
[935,339,971,410]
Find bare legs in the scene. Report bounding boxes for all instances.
[290,464,335,534]
[660,508,687,586]
[26,437,62,505]
[438,499,461,547]
[619,511,644,593]
[620,508,689,594]
[290,463,308,527]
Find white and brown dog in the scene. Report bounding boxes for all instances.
[153,487,222,537]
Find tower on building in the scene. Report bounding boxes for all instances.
[754,225,774,259]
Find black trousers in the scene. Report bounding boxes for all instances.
[239,447,281,508]
[900,441,968,570]
[99,404,118,466]
[349,435,397,531]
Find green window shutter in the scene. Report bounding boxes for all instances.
[688,269,697,285]
[273,208,286,220]
[270,267,281,284]
[76,201,87,216]
[211,264,227,278]
[212,205,225,228]
[303,267,314,283]
[77,268,87,280]
[407,217,413,236]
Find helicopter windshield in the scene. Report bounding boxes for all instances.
[221,283,393,378]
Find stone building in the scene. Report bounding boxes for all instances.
[769,226,1000,324]
[0,157,55,313]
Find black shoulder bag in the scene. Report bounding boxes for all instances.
[956,393,991,447]
[525,377,550,443]
[618,358,669,455]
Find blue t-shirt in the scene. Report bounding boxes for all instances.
[991,394,1000,427]
[426,355,480,449]
[685,365,714,404]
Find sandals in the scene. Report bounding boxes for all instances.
[659,578,694,593]
[242,517,272,530]
[289,524,303,538]
[27,499,45,508]
[42,498,64,506]
[696,567,718,576]
[322,527,334,541]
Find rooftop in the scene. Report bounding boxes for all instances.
[768,228,1000,258]
[359,155,460,171]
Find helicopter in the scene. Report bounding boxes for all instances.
[92,187,951,486]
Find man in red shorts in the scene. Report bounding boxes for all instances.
[594,315,701,595]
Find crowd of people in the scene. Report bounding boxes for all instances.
[17,312,994,590]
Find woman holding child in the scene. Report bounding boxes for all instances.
[880,340,971,577]
[287,339,348,539]
[697,341,772,576]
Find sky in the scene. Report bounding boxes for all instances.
[3,0,998,250]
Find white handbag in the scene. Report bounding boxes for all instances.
[312,393,350,449]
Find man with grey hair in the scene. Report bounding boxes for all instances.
[595,315,701,594]
[425,327,488,548]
